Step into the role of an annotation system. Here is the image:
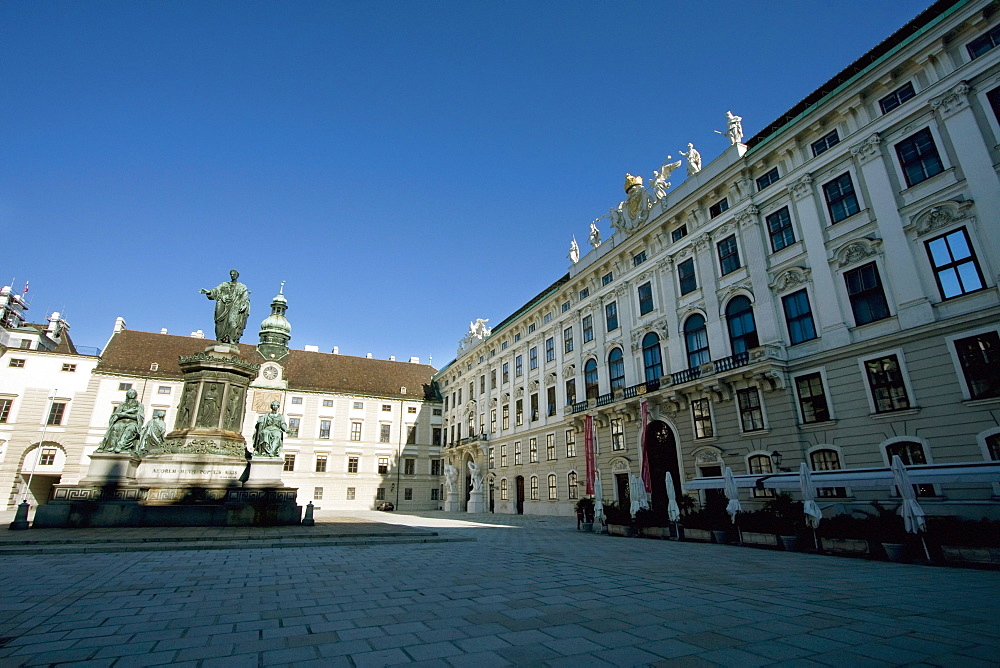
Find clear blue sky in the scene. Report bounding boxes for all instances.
[3,0,931,367]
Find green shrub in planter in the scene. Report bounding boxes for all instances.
[681,494,732,531]
[816,512,869,540]
[602,501,633,526]
[634,507,672,529]
[856,501,908,544]
[927,516,1000,548]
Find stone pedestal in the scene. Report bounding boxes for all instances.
[443,492,462,513]
[80,452,141,485]
[467,490,485,513]
[245,455,284,486]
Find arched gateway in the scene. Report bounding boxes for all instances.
[643,420,681,513]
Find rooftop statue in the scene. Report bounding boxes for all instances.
[568,237,580,264]
[680,143,702,175]
[589,220,603,249]
[200,269,251,345]
[611,174,654,234]
[96,388,144,454]
[652,157,683,200]
[715,111,744,145]
[253,400,288,457]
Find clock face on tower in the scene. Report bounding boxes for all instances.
[262,365,279,380]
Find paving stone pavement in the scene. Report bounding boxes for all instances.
[0,510,997,666]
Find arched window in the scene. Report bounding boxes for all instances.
[548,474,558,500]
[726,296,759,355]
[500,478,508,501]
[529,475,539,500]
[584,359,599,400]
[568,471,579,499]
[642,332,663,381]
[810,448,846,498]
[608,348,625,391]
[885,440,934,497]
[684,314,710,368]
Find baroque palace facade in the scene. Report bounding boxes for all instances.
[2,0,1000,520]
[435,0,1000,518]
[0,286,444,511]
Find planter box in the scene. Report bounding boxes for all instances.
[682,527,712,542]
[820,537,870,556]
[640,526,674,539]
[941,546,1000,565]
[712,530,733,545]
[881,542,907,562]
[608,524,636,537]
[741,531,778,548]
[780,535,802,552]
[579,522,594,532]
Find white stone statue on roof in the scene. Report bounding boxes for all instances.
[680,143,702,175]
[652,156,683,201]
[568,237,580,264]
[715,111,744,145]
[589,220,603,249]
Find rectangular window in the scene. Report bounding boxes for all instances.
[545,337,554,363]
[502,405,509,430]
[709,198,729,218]
[318,419,330,439]
[407,426,416,444]
[283,455,295,471]
[563,327,574,353]
[529,347,538,370]
[514,441,522,465]
[490,369,496,389]
[528,323,535,334]
[546,433,556,460]
[879,82,915,114]
[692,398,713,439]
[61,363,77,373]
[376,488,385,501]
[531,395,539,422]
[515,399,523,426]
[602,272,614,286]
[378,456,389,474]
[678,258,697,295]
[568,472,578,499]
[671,225,687,242]
[0,398,13,423]
[782,290,817,345]
[313,487,323,500]
[810,449,847,498]
[610,418,625,451]
[565,378,576,406]
[47,402,66,426]
[347,487,356,500]
[353,402,364,409]
[382,404,392,412]
[479,375,486,394]
[315,455,327,472]
[864,355,911,413]
[432,427,442,446]
[403,487,412,500]
[633,251,647,267]
[582,315,594,343]
[926,228,985,299]
[515,355,523,377]
[823,173,860,223]
[490,408,497,432]
[562,300,571,313]
[488,447,495,469]
[955,332,1000,400]
[897,128,944,187]
[845,262,890,326]
[431,488,440,500]
[291,396,303,405]
[968,23,1000,58]
[36,447,56,466]
[766,207,795,252]
[9,359,25,368]
[404,458,415,475]
[579,287,590,300]
[565,429,576,457]
[795,373,831,423]
[322,399,334,407]
[156,385,170,394]
[605,301,618,332]
[347,456,359,473]
[379,424,391,443]
[408,406,417,414]
[530,476,538,500]
[502,362,509,383]
[543,312,552,324]
[737,388,765,432]
[118,382,131,391]
[350,422,362,441]
[548,475,558,500]
[529,437,538,463]
[637,282,654,316]
[811,129,840,157]
[500,444,508,467]
[547,386,556,417]
[756,167,779,191]
[717,235,741,275]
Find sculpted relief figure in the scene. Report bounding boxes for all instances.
[96,388,145,454]
[680,143,702,175]
[253,400,288,457]
[468,460,484,492]
[201,269,251,345]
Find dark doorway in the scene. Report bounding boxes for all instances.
[515,476,525,514]
[489,483,495,513]
[645,421,680,513]
[615,473,630,509]
[699,464,725,503]
[465,465,472,506]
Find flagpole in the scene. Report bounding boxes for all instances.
[23,388,57,503]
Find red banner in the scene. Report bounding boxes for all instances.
[584,414,595,495]
[640,400,652,493]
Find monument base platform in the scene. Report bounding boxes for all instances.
[32,484,300,528]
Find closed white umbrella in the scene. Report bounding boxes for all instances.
[665,473,681,523]
[799,462,822,550]
[593,471,605,531]
[723,467,742,543]
[629,474,648,516]
[891,454,930,560]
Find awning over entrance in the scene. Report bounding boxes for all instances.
[683,461,1000,491]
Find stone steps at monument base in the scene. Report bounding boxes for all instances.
[0,534,475,555]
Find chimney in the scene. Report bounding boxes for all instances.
[332,346,339,354]
[114,317,127,333]
[304,345,319,352]
[389,355,396,361]
[160,328,168,334]
[409,356,420,364]
[366,353,372,358]
[190,329,204,338]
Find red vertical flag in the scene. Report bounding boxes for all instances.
[640,400,652,493]
[584,414,595,495]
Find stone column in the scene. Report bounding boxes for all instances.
[851,133,933,329]
[655,257,682,376]
[694,233,725,357]
[932,82,1000,282]
[735,205,780,345]
[787,174,851,348]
